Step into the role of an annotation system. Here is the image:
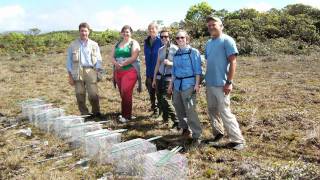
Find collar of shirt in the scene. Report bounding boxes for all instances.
[79,39,88,47]
[177,45,191,53]
[146,35,160,47]
[211,33,224,40]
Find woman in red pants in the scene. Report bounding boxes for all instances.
[111,25,141,123]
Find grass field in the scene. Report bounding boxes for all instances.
[0,45,319,179]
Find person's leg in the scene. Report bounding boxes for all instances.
[181,87,202,139]
[173,90,188,130]
[215,86,245,144]
[146,77,157,112]
[115,70,124,115]
[74,80,89,115]
[162,81,178,125]
[84,68,100,115]
[120,68,137,119]
[206,86,224,137]
[156,79,167,122]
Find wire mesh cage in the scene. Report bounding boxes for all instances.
[34,108,65,131]
[20,98,46,118]
[66,122,103,148]
[141,149,188,180]
[110,138,157,175]
[52,115,84,138]
[27,104,53,125]
[84,129,122,160]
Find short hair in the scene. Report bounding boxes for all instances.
[121,25,133,33]
[78,22,91,31]
[176,29,190,43]
[160,28,170,35]
[148,22,158,30]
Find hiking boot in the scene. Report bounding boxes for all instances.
[213,133,224,142]
[182,129,191,138]
[171,122,180,130]
[227,142,246,150]
[92,112,102,119]
[190,138,202,148]
[233,143,245,150]
[204,133,224,144]
[151,110,160,118]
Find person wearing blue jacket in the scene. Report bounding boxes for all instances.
[144,22,163,116]
[168,30,203,147]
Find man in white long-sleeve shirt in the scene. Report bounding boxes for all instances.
[66,22,102,117]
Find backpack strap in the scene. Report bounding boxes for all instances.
[174,48,196,77]
[187,49,195,76]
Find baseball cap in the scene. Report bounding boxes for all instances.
[206,15,223,25]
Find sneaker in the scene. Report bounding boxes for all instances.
[226,142,246,150]
[118,115,128,123]
[232,143,246,150]
[84,113,94,121]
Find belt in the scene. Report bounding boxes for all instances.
[175,75,195,90]
[175,75,195,80]
[82,66,94,69]
[157,73,172,77]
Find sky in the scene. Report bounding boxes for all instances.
[0,0,319,32]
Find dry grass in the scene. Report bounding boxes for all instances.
[0,46,319,179]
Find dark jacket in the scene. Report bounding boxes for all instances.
[144,36,162,78]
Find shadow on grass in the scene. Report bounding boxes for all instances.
[92,112,201,152]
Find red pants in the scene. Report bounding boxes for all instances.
[115,68,137,119]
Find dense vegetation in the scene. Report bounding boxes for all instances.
[0,30,120,57]
[0,3,319,56]
[181,2,320,55]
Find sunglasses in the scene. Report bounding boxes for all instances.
[176,36,185,40]
[160,35,169,39]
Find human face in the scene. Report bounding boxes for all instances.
[121,28,132,40]
[160,32,170,45]
[207,20,223,38]
[175,32,187,48]
[79,27,90,41]
[148,25,158,38]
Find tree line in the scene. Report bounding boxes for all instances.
[0,2,319,57]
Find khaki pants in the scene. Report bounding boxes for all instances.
[74,68,100,115]
[173,87,202,139]
[206,86,245,144]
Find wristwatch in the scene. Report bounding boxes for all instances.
[226,80,233,85]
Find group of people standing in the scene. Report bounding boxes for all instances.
[66,16,245,150]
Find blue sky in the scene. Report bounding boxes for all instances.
[0,0,318,32]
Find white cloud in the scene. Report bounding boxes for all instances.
[295,0,320,9]
[92,6,149,31]
[0,4,151,32]
[0,5,25,22]
[0,5,26,30]
[244,2,273,12]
